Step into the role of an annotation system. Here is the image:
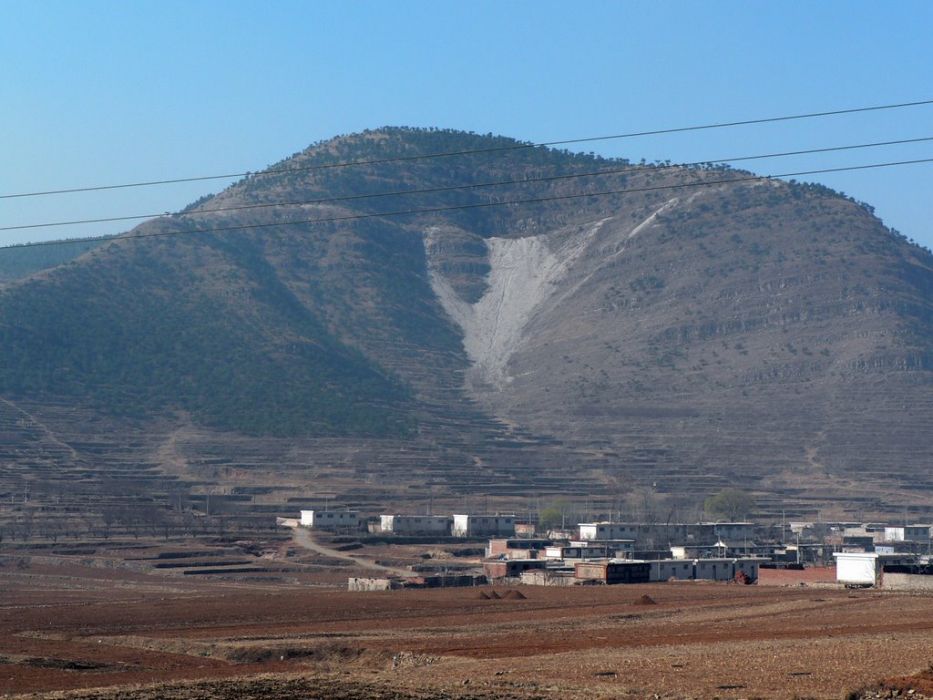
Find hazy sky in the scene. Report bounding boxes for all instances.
[2,1,932,249]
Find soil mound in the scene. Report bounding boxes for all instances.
[487,590,501,599]
[502,590,527,600]
[477,591,490,599]
[634,594,657,605]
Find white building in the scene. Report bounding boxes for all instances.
[299,509,359,530]
[578,522,639,541]
[884,525,932,542]
[884,527,906,542]
[380,514,451,535]
[451,514,515,538]
[833,551,914,587]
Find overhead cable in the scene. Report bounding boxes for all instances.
[3,135,932,233]
[2,156,931,251]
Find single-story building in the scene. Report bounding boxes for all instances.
[570,539,635,557]
[520,568,576,586]
[544,544,625,561]
[833,551,917,587]
[574,560,651,584]
[578,522,639,541]
[484,558,547,580]
[379,514,451,536]
[694,557,760,582]
[486,538,550,559]
[649,559,697,581]
[452,514,516,538]
[649,558,762,583]
[883,525,933,542]
[672,540,758,559]
[300,509,359,530]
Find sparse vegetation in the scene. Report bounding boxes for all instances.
[704,489,755,521]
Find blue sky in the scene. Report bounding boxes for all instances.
[2,1,932,249]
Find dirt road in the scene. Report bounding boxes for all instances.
[289,525,411,577]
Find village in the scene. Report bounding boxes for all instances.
[294,509,933,592]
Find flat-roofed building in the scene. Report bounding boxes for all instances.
[649,558,762,583]
[452,514,516,538]
[483,558,546,580]
[486,538,550,559]
[379,515,451,535]
[299,509,359,530]
[578,522,639,541]
[833,551,917,587]
[649,559,697,581]
[884,525,933,542]
[574,560,651,584]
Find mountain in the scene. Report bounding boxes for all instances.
[0,238,107,283]
[1,127,931,516]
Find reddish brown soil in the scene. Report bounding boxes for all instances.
[757,565,838,586]
[1,561,931,699]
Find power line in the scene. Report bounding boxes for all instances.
[3,135,932,233]
[2,97,933,200]
[3,156,931,252]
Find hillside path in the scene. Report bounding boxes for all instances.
[289,524,411,577]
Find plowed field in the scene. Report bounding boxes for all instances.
[1,561,931,699]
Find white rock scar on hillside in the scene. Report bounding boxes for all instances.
[427,220,609,389]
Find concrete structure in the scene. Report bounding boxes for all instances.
[883,572,933,591]
[833,551,914,587]
[570,539,635,558]
[789,521,815,535]
[486,538,550,559]
[578,521,756,545]
[842,534,874,551]
[452,514,515,538]
[379,514,451,536]
[704,522,756,541]
[578,522,639,541]
[694,558,756,582]
[671,539,757,560]
[649,558,762,583]
[349,574,483,591]
[348,577,404,591]
[520,568,576,586]
[574,560,651,584]
[514,522,537,538]
[649,559,698,581]
[884,525,932,542]
[484,558,546,580]
[544,544,627,561]
[299,509,359,530]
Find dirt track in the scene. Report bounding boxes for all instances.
[290,525,411,577]
[1,561,931,699]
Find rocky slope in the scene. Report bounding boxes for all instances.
[1,127,930,513]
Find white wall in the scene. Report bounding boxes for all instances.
[301,510,358,530]
[834,553,879,585]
